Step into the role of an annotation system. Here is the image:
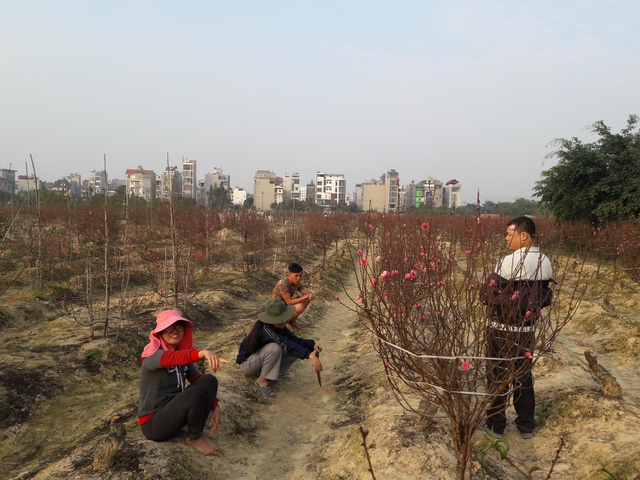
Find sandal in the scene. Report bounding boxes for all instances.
[254,381,276,398]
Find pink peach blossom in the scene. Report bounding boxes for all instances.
[461,361,471,371]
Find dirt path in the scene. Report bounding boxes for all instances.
[216,271,362,479]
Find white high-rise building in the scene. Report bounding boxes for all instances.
[315,172,346,207]
[182,159,197,200]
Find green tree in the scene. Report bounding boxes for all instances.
[535,115,640,223]
[208,185,230,209]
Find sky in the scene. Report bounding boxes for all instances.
[1,1,639,204]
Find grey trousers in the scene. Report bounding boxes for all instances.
[240,342,299,380]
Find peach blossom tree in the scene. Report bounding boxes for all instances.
[342,213,590,479]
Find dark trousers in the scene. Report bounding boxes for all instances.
[486,330,535,434]
[141,374,218,441]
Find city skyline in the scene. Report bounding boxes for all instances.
[12,161,463,204]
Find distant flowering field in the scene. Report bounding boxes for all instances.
[0,198,637,322]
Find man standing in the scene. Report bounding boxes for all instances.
[271,263,317,330]
[480,217,553,439]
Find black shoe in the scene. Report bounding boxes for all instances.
[480,422,504,438]
[519,430,534,439]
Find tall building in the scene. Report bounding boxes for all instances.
[361,169,400,213]
[405,176,444,210]
[315,172,346,207]
[305,181,315,203]
[443,179,462,209]
[62,173,82,197]
[88,170,107,196]
[0,167,16,194]
[282,172,301,204]
[196,179,206,206]
[126,168,156,201]
[254,169,276,211]
[232,187,247,206]
[159,166,182,201]
[182,159,197,200]
[354,183,364,210]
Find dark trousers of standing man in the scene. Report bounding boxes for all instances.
[485,329,535,435]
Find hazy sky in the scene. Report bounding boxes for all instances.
[1,1,638,203]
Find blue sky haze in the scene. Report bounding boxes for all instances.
[1,1,638,203]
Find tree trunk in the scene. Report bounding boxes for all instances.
[584,350,622,397]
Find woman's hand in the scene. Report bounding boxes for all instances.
[207,405,221,434]
[199,350,222,373]
[314,343,323,353]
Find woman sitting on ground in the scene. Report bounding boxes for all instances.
[236,299,323,397]
[138,309,226,455]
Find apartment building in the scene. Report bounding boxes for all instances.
[159,166,182,201]
[405,176,444,210]
[282,172,301,204]
[69,173,82,197]
[182,159,197,200]
[443,179,462,209]
[0,168,16,195]
[125,168,156,201]
[232,187,247,206]
[361,169,400,213]
[88,170,107,196]
[315,172,346,207]
[254,169,276,211]
[15,174,41,193]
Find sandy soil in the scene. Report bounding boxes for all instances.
[1,251,640,479]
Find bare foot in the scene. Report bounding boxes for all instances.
[185,436,217,455]
[288,320,303,330]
